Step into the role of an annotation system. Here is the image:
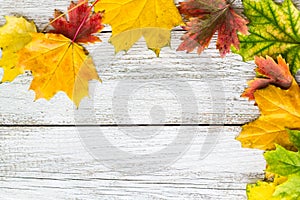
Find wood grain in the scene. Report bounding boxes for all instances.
[0,127,265,200]
[2,0,298,125]
[1,0,291,199]
[0,31,259,125]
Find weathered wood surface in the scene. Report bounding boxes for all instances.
[1,0,299,125]
[1,0,294,199]
[0,31,259,125]
[0,127,265,200]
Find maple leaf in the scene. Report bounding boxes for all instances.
[289,129,300,150]
[233,0,300,75]
[242,55,293,100]
[272,174,300,199]
[236,57,300,150]
[247,130,300,199]
[262,130,300,199]
[50,0,104,43]
[17,33,100,107]
[265,145,300,177]
[94,0,183,56]
[177,0,248,57]
[0,16,37,82]
[246,174,287,200]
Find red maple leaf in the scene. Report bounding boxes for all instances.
[177,0,248,57]
[49,0,104,43]
[242,55,293,100]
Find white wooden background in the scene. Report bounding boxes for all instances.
[1,0,298,199]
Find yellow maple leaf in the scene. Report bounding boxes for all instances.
[0,16,37,82]
[237,72,300,150]
[247,174,287,200]
[18,33,101,107]
[95,0,183,56]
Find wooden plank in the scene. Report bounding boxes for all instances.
[0,0,259,125]
[2,0,299,125]
[0,0,299,27]
[0,30,260,125]
[0,0,241,27]
[0,126,265,199]
[0,1,283,199]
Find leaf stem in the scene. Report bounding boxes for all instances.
[227,0,236,5]
[41,0,86,33]
[72,0,101,43]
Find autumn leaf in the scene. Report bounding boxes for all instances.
[233,0,300,75]
[94,0,183,56]
[247,174,287,200]
[247,130,300,199]
[18,33,100,107]
[0,16,37,82]
[242,55,293,100]
[49,0,104,43]
[262,130,300,199]
[178,0,225,18]
[177,0,248,57]
[12,0,104,106]
[265,144,300,177]
[289,129,300,150]
[237,119,294,150]
[272,174,300,199]
[236,56,300,150]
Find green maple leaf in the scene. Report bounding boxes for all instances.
[273,174,300,200]
[265,144,300,176]
[233,0,300,74]
[289,129,300,150]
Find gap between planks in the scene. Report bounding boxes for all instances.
[0,124,244,127]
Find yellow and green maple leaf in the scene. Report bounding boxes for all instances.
[234,0,300,74]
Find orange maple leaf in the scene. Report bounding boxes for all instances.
[18,33,100,107]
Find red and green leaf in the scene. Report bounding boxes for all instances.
[177,0,248,57]
[242,55,293,100]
